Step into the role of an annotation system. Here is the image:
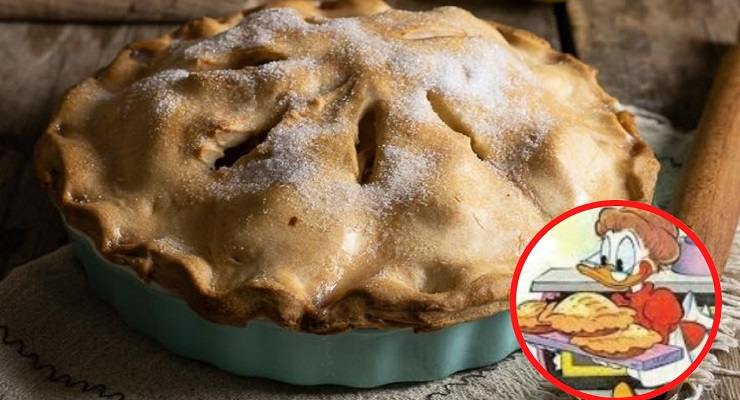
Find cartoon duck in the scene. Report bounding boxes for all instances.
[576,207,708,390]
[576,207,707,350]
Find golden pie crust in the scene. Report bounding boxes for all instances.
[34,0,659,332]
[571,324,662,359]
[539,292,636,336]
[517,300,554,334]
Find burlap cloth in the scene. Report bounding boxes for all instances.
[1,109,739,400]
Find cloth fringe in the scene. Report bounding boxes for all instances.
[679,228,740,400]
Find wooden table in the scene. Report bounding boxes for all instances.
[0,0,738,398]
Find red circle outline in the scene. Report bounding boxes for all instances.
[509,200,723,400]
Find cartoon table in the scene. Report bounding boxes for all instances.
[526,268,715,393]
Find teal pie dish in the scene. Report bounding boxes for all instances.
[69,227,519,388]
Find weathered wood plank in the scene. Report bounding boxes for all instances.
[568,0,740,129]
[0,0,260,22]
[0,23,178,151]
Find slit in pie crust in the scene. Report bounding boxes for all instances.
[34,0,659,332]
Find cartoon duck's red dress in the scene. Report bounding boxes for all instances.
[611,283,706,350]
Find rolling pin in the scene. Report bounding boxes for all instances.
[670,33,740,275]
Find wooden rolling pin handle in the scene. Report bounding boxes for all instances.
[670,41,740,274]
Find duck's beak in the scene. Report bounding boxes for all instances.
[577,261,652,291]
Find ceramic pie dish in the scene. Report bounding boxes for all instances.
[69,224,517,387]
[35,0,659,387]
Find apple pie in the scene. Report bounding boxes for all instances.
[539,292,636,337]
[572,324,662,359]
[34,0,658,332]
[517,300,555,334]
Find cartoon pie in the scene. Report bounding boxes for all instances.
[517,300,555,334]
[571,324,662,359]
[34,0,659,332]
[539,292,635,337]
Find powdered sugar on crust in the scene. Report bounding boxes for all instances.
[206,113,437,215]
[207,118,329,199]
[182,9,305,60]
[149,7,553,206]
[123,69,190,124]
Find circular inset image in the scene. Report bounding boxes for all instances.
[510,200,722,400]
